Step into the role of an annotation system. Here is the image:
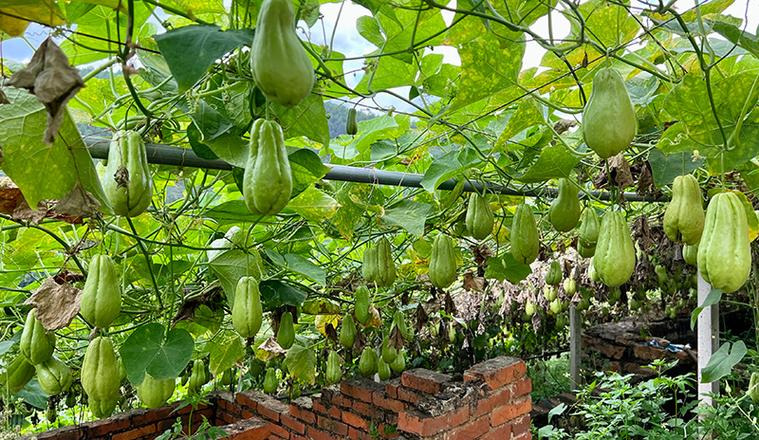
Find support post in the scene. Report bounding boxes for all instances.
[697,272,719,407]
[569,304,582,390]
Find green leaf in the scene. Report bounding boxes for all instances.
[382,200,433,236]
[420,148,480,192]
[335,115,399,160]
[154,26,254,91]
[287,186,340,222]
[283,344,317,385]
[120,323,194,385]
[711,21,759,58]
[690,288,721,330]
[208,248,264,302]
[209,333,244,376]
[485,253,532,284]
[496,97,546,149]
[273,94,330,147]
[648,149,704,187]
[518,143,580,183]
[701,341,747,383]
[258,280,308,311]
[265,250,325,285]
[0,87,109,211]
[289,148,329,197]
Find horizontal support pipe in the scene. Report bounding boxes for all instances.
[84,136,668,203]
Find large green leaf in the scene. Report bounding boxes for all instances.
[120,323,194,385]
[155,26,254,91]
[382,200,433,236]
[284,344,316,385]
[258,279,308,311]
[265,250,326,285]
[0,87,109,211]
[701,341,746,383]
[209,333,244,376]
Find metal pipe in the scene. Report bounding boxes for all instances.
[84,136,668,203]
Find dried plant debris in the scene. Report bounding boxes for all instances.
[8,37,83,144]
[25,277,82,331]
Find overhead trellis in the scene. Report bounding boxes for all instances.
[84,134,669,203]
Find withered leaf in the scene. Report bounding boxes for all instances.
[25,277,81,331]
[8,37,84,144]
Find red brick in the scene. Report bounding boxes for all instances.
[396,387,421,404]
[510,414,531,436]
[236,390,269,411]
[306,426,343,440]
[341,378,383,403]
[398,405,469,437]
[442,416,490,439]
[224,417,271,440]
[348,426,372,440]
[378,423,401,438]
[372,390,405,412]
[332,394,354,409]
[472,387,512,418]
[512,377,532,398]
[342,411,369,430]
[490,396,531,427]
[351,399,375,418]
[131,406,174,426]
[385,378,401,399]
[291,435,308,440]
[513,432,532,440]
[317,415,349,436]
[400,369,451,395]
[257,397,289,422]
[89,416,131,436]
[481,423,512,440]
[112,424,157,440]
[464,357,526,390]
[36,427,84,440]
[313,400,342,419]
[282,413,306,434]
[269,422,290,439]
[289,398,317,424]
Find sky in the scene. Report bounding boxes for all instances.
[1,0,757,111]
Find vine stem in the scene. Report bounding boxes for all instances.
[125,216,164,309]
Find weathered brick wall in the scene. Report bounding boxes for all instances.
[30,356,531,440]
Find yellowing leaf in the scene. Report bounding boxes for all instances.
[314,314,339,338]
[733,190,759,241]
[0,2,63,37]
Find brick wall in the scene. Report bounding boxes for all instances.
[30,356,531,440]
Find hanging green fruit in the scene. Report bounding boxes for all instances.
[546,260,562,286]
[20,309,55,365]
[428,234,457,289]
[81,337,120,402]
[593,211,635,287]
[346,108,358,135]
[390,350,406,374]
[188,359,208,393]
[663,174,704,245]
[747,372,759,403]
[102,130,153,217]
[354,286,371,325]
[339,314,357,350]
[465,194,494,240]
[377,358,392,381]
[243,119,293,216]
[263,368,278,394]
[358,347,377,377]
[80,254,121,329]
[380,334,398,364]
[325,351,343,385]
[89,399,117,419]
[277,311,295,349]
[393,311,414,342]
[578,207,600,257]
[588,257,600,283]
[250,0,314,106]
[362,238,396,287]
[582,66,637,159]
[36,357,72,396]
[683,243,698,266]
[548,178,581,232]
[137,373,175,408]
[511,204,539,264]
[4,354,35,394]
[698,192,751,293]
[563,277,576,295]
[231,276,263,339]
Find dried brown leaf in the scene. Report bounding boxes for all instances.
[25,277,81,330]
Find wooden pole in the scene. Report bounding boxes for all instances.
[569,304,582,389]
